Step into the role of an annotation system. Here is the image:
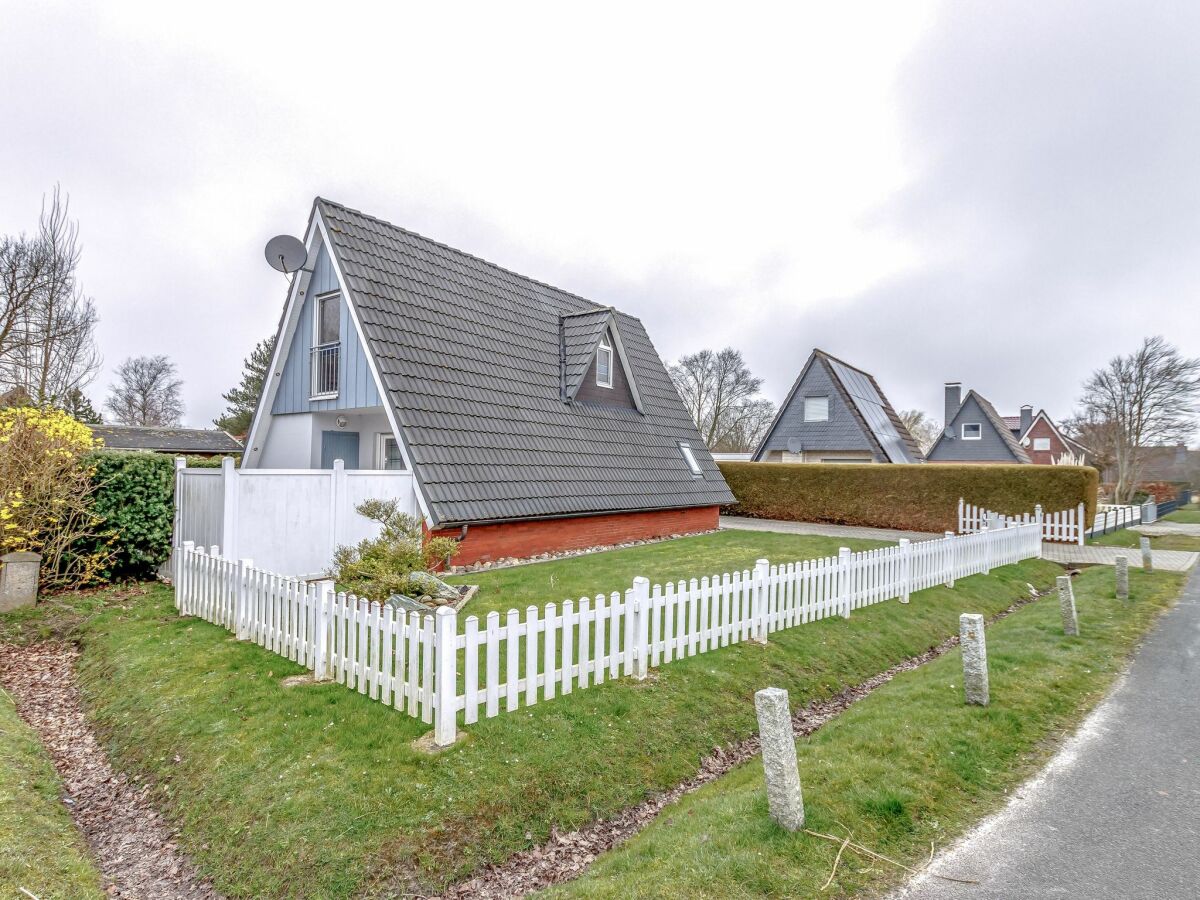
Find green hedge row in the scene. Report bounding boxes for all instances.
[84,451,179,580]
[719,462,1099,533]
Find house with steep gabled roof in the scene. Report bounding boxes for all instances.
[242,198,734,564]
[1002,406,1090,465]
[752,349,924,464]
[927,383,1032,463]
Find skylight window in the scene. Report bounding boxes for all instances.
[679,442,703,477]
[596,335,613,388]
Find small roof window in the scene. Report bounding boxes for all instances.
[596,335,613,388]
[679,442,703,477]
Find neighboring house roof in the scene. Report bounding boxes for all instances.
[1004,411,1090,456]
[1002,415,1021,431]
[1134,444,1200,483]
[275,198,734,527]
[929,389,1032,463]
[89,424,243,454]
[754,349,924,463]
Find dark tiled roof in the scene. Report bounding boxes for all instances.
[560,308,614,400]
[815,350,924,463]
[90,425,242,453]
[967,391,1032,463]
[318,199,734,527]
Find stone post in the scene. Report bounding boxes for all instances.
[0,552,41,612]
[754,687,805,831]
[1116,556,1130,600]
[1056,575,1079,636]
[960,613,989,706]
[1140,537,1153,573]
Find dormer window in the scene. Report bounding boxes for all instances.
[311,291,341,398]
[596,335,614,388]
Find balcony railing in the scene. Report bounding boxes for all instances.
[311,343,339,397]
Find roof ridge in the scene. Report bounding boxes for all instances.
[316,197,620,317]
[812,347,876,379]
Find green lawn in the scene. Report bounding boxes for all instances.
[548,565,1183,899]
[0,681,104,899]
[60,533,1063,898]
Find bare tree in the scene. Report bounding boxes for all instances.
[1076,336,1200,501]
[0,186,101,404]
[898,409,939,455]
[105,355,185,426]
[670,347,776,451]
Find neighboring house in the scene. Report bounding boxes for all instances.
[243,198,734,565]
[752,349,923,464]
[926,383,1032,464]
[1099,443,1200,487]
[1001,406,1090,465]
[89,424,242,456]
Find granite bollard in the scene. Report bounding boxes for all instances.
[0,551,41,613]
[1116,555,1130,600]
[1140,537,1153,573]
[1056,575,1079,636]
[754,687,805,831]
[960,613,989,706]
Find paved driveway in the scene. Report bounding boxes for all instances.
[1041,542,1198,572]
[892,568,1200,900]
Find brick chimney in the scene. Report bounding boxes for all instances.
[1019,405,1033,436]
[944,383,962,429]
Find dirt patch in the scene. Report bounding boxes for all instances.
[0,642,223,899]
[440,582,1048,899]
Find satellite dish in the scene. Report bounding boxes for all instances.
[264,235,308,274]
[786,437,803,453]
[943,427,955,440]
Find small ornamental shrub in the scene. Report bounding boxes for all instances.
[85,451,177,580]
[330,499,460,599]
[0,406,110,587]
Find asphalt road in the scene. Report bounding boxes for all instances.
[893,568,1200,900]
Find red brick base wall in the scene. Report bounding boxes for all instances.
[434,506,720,566]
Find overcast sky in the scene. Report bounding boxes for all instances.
[2,1,1198,432]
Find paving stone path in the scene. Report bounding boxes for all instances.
[1041,542,1198,572]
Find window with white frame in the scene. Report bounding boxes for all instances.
[596,335,614,388]
[962,423,982,440]
[804,396,829,422]
[377,434,406,470]
[679,442,703,477]
[311,292,341,397]
[1033,437,1051,451]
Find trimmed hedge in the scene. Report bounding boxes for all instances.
[86,451,178,580]
[719,462,1099,533]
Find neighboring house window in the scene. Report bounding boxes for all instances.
[804,396,829,422]
[962,423,982,440]
[596,336,614,388]
[1033,437,1051,451]
[377,434,406,470]
[311,292,341,397]
[679,442,703,477]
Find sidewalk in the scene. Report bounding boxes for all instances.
[893,568,1200,900]
[1041,542,1198,572]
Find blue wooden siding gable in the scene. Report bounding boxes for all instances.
[272,241,383,414]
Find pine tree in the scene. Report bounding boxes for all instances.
[60,387,101,423]
[214,335,276,436]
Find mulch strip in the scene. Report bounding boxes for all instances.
[441,581,1051,898]
[0,642,223,900]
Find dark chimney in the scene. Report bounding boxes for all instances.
[1019,405,1033,436]
[944,383,962,429]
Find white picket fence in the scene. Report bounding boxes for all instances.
[1088,503,1151,536]
[958,498,1087,546]
[175,523,1042,747]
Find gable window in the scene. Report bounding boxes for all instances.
[962,423,982,440]
[311,292,340,398]
[377,434,406,470]
[804,396,829,422]
[1033,437,1051,451]
[679,442,703,477]
[596,335,614,388]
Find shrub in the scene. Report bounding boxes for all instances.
[719,462,1099,533]
[0,406,109,587]
[84,451,177,580]
[330,499,460,599]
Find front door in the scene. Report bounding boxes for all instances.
[320,430,360,469]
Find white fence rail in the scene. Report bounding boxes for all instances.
[958,498,1088,545]
[176,523,1043,747]
[173,457,418,577]
[1089,502,1154,536]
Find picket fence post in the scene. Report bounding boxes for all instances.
[235,558,253,639]
[1076,502,1086,546]
[220,456,239,561]
[312,579,333,681]
[981,526,991,574]
[943,532,955,587]
[899,539,911,604]
[1034,504,1044,540]
[753,558,770,643]
[329,459,348,562]
[434,606,459,747]
[633,576,650,679]
[838,548,852,618]
[179,541,195,613]
[172,457,186,604]
[957,497,964,533]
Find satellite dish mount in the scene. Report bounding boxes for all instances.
[264,234,308,275]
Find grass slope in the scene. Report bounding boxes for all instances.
[0,683,104,899]
[547,565,1184,899]
[69,534,1061,898]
